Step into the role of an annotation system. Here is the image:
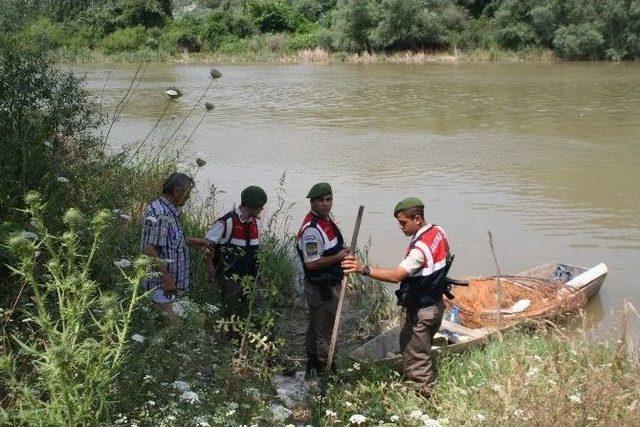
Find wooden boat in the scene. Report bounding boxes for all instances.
[349,262,607,371]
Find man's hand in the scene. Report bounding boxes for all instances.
[163,271,177,294]
[187,237,212,254]
[206,265,217,283]
[337,248,350,261]
[342,254,363,274]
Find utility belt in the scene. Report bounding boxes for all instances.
[306,272,342,301]
[395,282,443,309]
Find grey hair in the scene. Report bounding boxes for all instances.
[162,172,194,195]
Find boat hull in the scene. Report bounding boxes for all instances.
[348,261,607,370]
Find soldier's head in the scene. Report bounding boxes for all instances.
[394,197,425,236]
[162,172,194,207]
[240,186,267,218]
[307,182,333,218]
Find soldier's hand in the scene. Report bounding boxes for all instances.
[341,255,362,274]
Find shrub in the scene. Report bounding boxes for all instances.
[497,22,537,50]
[101,26,149,54]
[460,16,497,50]
[0,47,101,222]
[294,0,337,22]
[288,28,333,50]
[553,23,605,59]
[203,6,256,42]
[332,0,374,51]
[118,0,170,28]
[245,0,306,33]
[159,17,204,52]
[216,35,252,54]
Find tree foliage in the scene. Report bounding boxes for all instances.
[1,0,638,58]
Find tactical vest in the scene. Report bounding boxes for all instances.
[215,210,260,278]
[296,212,345,283]
[396,224,450,308]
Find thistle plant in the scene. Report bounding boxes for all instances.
[0,192,150,425]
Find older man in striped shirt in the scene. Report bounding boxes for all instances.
[140,172,209,317]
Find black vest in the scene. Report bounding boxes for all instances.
[216,211,259,279]
[395,227,450,308]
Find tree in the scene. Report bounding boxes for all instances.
[332,0,374,51]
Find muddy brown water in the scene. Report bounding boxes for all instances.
[76,61,639,336]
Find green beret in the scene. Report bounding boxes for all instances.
[306,182,332,199]
[241,186,267,208]
[394,197,424,216]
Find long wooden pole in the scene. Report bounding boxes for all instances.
[326,205,365,372]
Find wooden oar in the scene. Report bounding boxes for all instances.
[326,205,365,374]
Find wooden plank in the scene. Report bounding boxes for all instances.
[440,319,489,339]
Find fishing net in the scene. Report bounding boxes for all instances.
[445,276,587,329]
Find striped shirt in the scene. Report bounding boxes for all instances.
[140,197,190,291]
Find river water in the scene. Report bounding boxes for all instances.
[79,61,639,333]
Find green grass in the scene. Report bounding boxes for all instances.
[313,324,640,426]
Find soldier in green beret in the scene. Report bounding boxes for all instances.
[296,182,349,379]
[204,186,267,320]
[343,197,451,397]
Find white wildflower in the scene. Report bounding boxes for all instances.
[193,416,210,427]
[491,384,502,392]
[119,213,132,221]
[171,380,190,392]
[513,409,525,418]
[226,409,236,416]
[172,300,188,318]
[114,258,132,269]
[269,404,292,421]
[569,393,582,404]
[56,176,70,183]
[410,410,423,419]
[147,400,156,406]
[19,231,38,240]
[244,387,260,399]
[352,362,360,371]
[344,401,353,407]
[325,410,337,417]
[390,415,400,422]
[143,374,153,382]
[204,303,220,314]
[349,414,366,425]
[44,140,52,147]
[525,366,539,378]
[285,425,295,427]
[474,413,486,421]
[420,416,441,427]
[144,216,159,224]
[533,355,542,362]
[180,390,199,404]
[130,334,145,343]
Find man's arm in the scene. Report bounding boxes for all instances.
[341,254,408,283]
[305,249,350,271]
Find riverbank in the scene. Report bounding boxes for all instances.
[54,46,557,65]
[2,44,639,426]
